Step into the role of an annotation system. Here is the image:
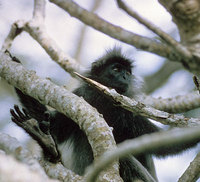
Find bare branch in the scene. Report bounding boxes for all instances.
[143,91,200,113]
[1,20,25,51]
[40,160,84,182]
[0,132,47,177]
[116,0,192,60]
[33,0,46,22]
[178,152,200,182]
[0,132,82,181]
[0,153,58,182]
[0,51,122,182]
[50,0,181,62]
[85,126,200,182]
[25,20,84,75]
[74,72,200,127]
[144,61,182,94]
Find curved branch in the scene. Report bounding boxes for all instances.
[0,51,122,182]
[144,61,182,94]
[0,132,46,177]
[50,0,181,62]
[1,21,24,51]
[143,92,200,113]
[75,72,200,127]
[116,0,192,60]
[0,132,83,181]
[0,153,58,182]
[85,126,200,182]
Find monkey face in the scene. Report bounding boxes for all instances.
[98,63,132,94]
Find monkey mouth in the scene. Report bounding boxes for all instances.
[115,85,128,94]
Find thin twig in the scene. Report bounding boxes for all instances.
[33,0,46,22]
[1,20,25,51]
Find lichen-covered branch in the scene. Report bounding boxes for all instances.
[0,51,122,182]
[0,132,83,182]
[143,91,200,113]
[1,21,24,52]
[178,152,200,182]
[1,1,83,76]
[0,132,47,177]
[85,126,200,182]
[41,161,84,182]
[158,0,200,73]
[75,72,200,127]
[0,153,58,182]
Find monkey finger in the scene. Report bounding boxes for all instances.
[22,108,30,119]
[14,105,26,119]
[10,109,20,120]
[10,109,24,122]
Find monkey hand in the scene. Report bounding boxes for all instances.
[10,105,60,162]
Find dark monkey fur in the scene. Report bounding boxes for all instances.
[11,48,199,181]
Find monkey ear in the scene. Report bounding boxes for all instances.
[91,61,104,76]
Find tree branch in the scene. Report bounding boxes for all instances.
[0,132,47,177]
[0,132,83,182]
[0,153,58,182]
[143,91,200,113]
[50,0,181,62]
[33,0,46,22]
[85,126,200,182]
[75,72,200,127]
[178,152,200,182]
[0,51,122,182]
[116,0,192,60]
[144,61,182,94]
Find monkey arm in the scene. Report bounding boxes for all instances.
[15,88,48,122]
[10,105,60,161]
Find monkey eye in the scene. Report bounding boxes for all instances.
[113,67,120,72]
[126,71,131,75]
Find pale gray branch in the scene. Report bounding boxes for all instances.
[178,152,200,182]
[0,153,58,182]
[116,0,192,60]
[85,126,200,182]
[40,160,84,182]
[0,132,47,177]
[0,51,122,182]
[0,132,82,181]
[33,0,46,22]
[1,20,25,51]
[50,0,181,62]
[144,61,182,94]
[143,91,200,113]
[75,72,200,127]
